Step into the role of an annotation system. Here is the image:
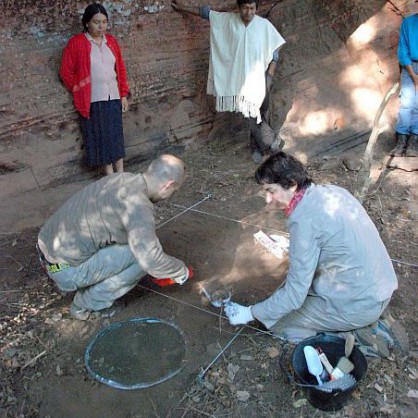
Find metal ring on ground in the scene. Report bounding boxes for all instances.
[84,317,188,390]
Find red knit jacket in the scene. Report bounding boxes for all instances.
[59,33,130,118]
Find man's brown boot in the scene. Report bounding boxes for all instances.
[389,133,408,156]
[405,134,418,157]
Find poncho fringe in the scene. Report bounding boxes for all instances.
[215,95,261,119]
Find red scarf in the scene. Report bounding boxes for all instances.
[284,187,306,216]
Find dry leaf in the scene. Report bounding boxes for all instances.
[374,383,383,393]
[293,398,308,408]
[407,367,418,380]
[267,346,280,358]
[227,363,240,381]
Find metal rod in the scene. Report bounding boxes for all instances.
[157,193,212,229]
[197,326,245,384]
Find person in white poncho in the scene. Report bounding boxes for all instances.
[172,0,286,163]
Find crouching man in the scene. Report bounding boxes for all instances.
[37,154,192,320]
[225,152,407,356]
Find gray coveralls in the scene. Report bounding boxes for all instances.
[37,173,187,311]
[251,184,398,342]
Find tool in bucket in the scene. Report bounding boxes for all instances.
[304,343,357,392]
[303,346,324,385]
[280,344,335,392]
[302,347,356,392]
[286,334,368,411]
[332,334,355,378]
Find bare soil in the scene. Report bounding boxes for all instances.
[1,133,417,418]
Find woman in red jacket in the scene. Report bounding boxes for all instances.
[60,3,130,175]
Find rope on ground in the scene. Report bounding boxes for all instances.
[136,283,273,337]
[170,204,288,235]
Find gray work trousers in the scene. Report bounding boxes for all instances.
[44,245,145,311]
[270,296,391,343]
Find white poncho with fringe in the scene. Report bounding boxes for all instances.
[207,12,285,122]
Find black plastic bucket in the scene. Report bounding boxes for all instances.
[291,334,367,411]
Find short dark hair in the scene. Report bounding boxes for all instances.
[237,0,259,9]
[82,3,108,31]
[255,152,313,191]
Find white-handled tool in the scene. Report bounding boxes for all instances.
[304,345,324,385]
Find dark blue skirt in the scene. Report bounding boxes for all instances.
[80,99,125,167]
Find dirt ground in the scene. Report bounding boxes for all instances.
[1,130,417,418]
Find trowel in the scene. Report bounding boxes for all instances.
[304,345,324,385]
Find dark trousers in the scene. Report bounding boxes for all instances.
[247,88,275,153]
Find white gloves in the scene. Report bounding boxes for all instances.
[174,266,193,285]
[225,302,254,326]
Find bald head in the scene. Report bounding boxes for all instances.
[146,154,185,183]
[144,154,186,201]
